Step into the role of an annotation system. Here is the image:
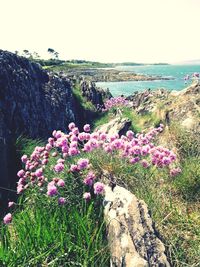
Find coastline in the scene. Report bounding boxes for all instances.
[59,68,172,82]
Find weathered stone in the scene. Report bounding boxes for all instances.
[80,80,108,109]
[104,184,170,267]
[96,116,132,136]
[126,81,200,132]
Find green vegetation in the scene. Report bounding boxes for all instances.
[40,61,169,72]
[0,138,109,267]
[93,107,200,266]
[0,104,199,267]
[72,84,96,111]
[93,106,160,133]
[32,58,114,71]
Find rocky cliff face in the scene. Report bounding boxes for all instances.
[0,50,101,209]
[80,80,109,109]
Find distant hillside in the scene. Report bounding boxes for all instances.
[30,58,169,70]
[177,59,200,65]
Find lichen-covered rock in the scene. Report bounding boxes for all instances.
[104,185,170,267]
[96,116,132,136]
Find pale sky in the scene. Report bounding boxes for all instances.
[1,0,200,63]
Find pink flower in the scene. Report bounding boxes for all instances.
[100,133,107,141]
[93,182,105,195]
[58,197,66,205]
[43,151,49,158]
[83,192,91,201]
[89,139,99,149]
[130,157,140,164]
[78,132,87,141]
[162,157,171,166]
[141,146,149,156]
[57,158,65,164]
[47,184,57,196]
[77,158,89,170]
[17,184,24,194]
[70,141,78,148]
[42,159,48,165]
[83,124,90,132]
[68,147,79,156]
[21,155,28,163]
[70,164,79,172]
[54,163,64,173]
[55,131,62,139]
[17,169,25,177]
[72,127,79,135]
[131,146,141,155]
[8,201,15,208]
[61,145,68,153]
[68,122,76,131]
[141,159,150,168]
[84,177,93,186]
[57,179,65,187]
[83,171,96,186]
[70,135,78,142]
[48,181,55,186]
[45,144,52,151]
[126,130,134,140]
[3,213,12,224]
[170,167,182,176]
[63,153,68,158]
[48,137,54,145]
[35,168,43,177]
[83,143,92,152]
[169,153,176,161]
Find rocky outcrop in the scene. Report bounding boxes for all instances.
[126,82,200,132]
[104,184,170,267]
[80,80,111,109]
[61,68,173,83]
[0,50,99,209]
[96,116,132,136]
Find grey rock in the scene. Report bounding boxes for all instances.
[103,183,170,267]
[96,116,132,136]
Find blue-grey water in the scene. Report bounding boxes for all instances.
[96,65,200,96]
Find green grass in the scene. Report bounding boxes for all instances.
[90,115,200,267]
[92,106,160,133]
[0,139,109,267]
[87,145,200,266]
[1,106,199,266]
[72,84,96,111]
[0,199,108,267]
[41,62,114,72]
[92,106,141,133]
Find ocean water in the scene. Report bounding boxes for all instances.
[96,65,200,96]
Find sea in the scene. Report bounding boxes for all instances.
[96,65,200,97]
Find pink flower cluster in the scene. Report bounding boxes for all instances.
[3,122,181,224]
[103,97,129,111]
[170,167,182,177]
[184,73,199,83]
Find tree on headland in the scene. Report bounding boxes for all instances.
[22,50,33,59]
[33,51,40,59]
[47,48,59,60]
